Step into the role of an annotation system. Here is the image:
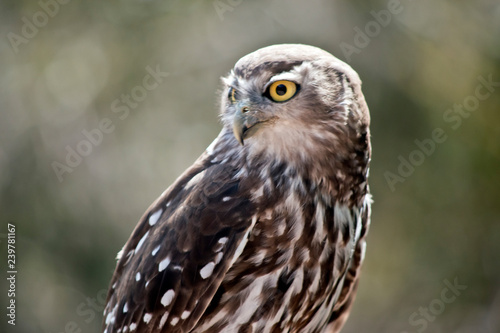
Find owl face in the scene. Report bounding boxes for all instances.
[219,44,369,166]
[223,62,310,145]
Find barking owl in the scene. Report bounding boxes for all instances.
[103,44,372,333]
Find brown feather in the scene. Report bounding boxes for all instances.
[103,44,371,333]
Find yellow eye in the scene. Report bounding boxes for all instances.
[229,88,236,103]
[267,80,297,102]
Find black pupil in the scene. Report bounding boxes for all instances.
[276,84,287,96]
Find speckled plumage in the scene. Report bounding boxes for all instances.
[103,44,372,333]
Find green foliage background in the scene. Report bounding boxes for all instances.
[1,0,499,332]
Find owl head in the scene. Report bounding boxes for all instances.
[218,44,370,180]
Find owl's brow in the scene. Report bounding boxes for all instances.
[234,60,304,79]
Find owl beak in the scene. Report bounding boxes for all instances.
[232,106,259,146]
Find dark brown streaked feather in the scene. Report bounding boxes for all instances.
[103,44,372,333]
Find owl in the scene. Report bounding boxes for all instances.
[102,44,372,333]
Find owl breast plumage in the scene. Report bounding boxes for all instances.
[103,44,372,333]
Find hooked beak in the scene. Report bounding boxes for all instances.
[232,106,260,146]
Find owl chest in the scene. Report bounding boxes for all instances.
[207,201,347,332]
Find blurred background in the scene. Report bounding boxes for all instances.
[1,0,499,332]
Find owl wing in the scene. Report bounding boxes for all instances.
[102,152,256,333]
[325,195,371,333]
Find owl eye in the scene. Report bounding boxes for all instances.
[267,80,298,102]
[228,87,237,103]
